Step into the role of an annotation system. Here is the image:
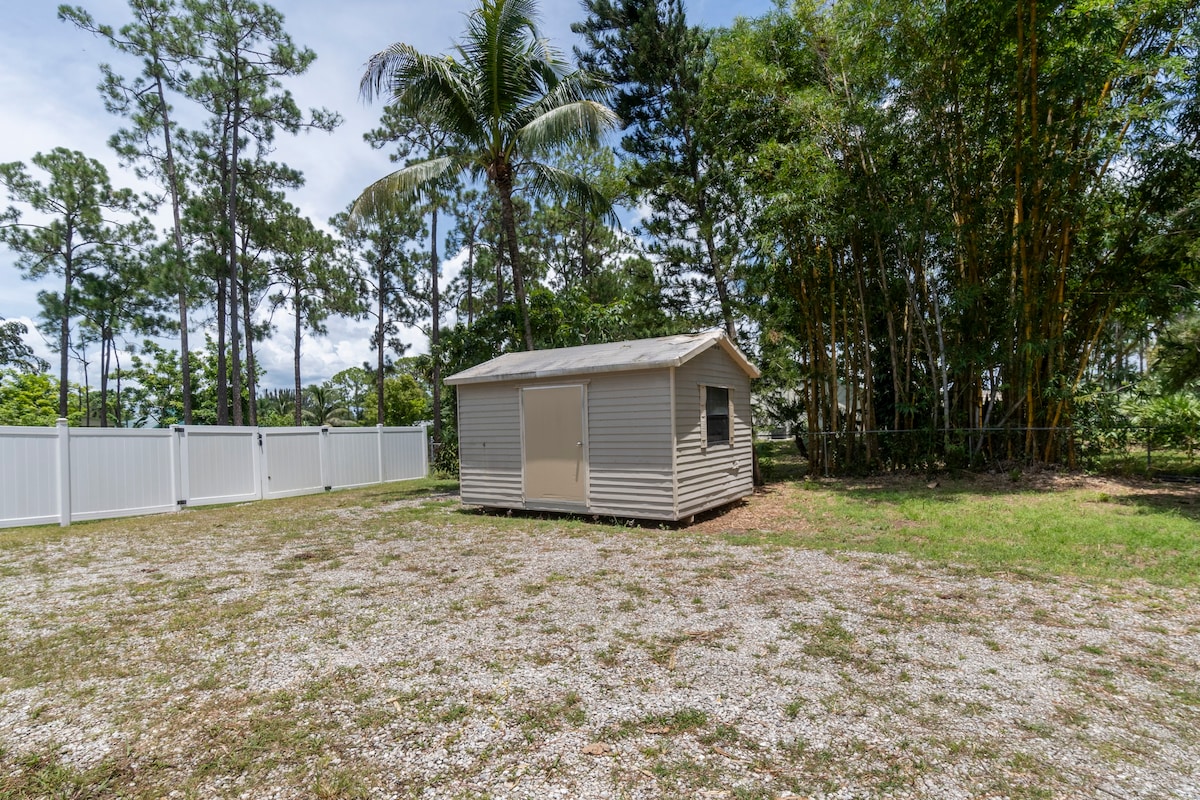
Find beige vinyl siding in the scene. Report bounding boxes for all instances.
[675,348,755,517]
[456,384,522,507]
[585,370,675,519]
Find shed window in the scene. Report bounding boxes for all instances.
[703,385,731,447]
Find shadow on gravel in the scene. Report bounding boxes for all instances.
[457,498,748,531]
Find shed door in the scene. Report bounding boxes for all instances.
[521,385,586,504]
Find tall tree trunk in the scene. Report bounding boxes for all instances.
[430,206,442,446]
[294,286,303,426]
[58,238,74,419]
[216,267,228,425]
[241,246,258,427]
[466,231,476,327]
[228,91,244,426]
[154,70,193,425]
[494,168,535,351]
[698,206,736,338]
[99,331,111,428]
[216,130,231,426]
[376,260,386,425]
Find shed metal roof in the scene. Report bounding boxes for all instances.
[444,330,761,386]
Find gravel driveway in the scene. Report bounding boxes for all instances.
[1,487,1197,799]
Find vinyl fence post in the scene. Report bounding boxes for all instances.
[320,426,332,491]
[376,424,385,484]
[56,418,71,527]
[422,425,430,478]
[175,426,190,508]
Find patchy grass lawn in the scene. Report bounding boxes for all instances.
[1,473,1197,799]
[714,473,1200,588]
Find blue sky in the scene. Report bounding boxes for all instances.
[0,0,773,390]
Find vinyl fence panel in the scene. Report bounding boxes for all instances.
[382,427,428,481]
[261,428,325,499]
[68,428,176,522]
[179,427,261,507]
[327,427,382,489]
[0,426,60,528]
[0,422,427,528]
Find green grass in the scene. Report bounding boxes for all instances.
[726,478,1200,587]
[1087,444,1200,478]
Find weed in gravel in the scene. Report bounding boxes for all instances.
[594,641,623,667]
[439,703,472,723]
[647,755,723,789]
[985,754,1059,798]
[790,613,883,674]
[783,697,806,719]
[0,622,133,688]
[645,708,707,733]
[940,737,997,759]
[1054,704,1090,727]
[184,700,332,792]
[697,723,745,747]
[0,746,144,799]
[514,691,585,740]
[312,764,371,799]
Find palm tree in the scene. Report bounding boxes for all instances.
[303,385,351,427]
[355,0,619,351]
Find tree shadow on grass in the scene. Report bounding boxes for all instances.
[817,472,1200,522]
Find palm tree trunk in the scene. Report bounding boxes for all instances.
[430,206,442,446]
[494,169,535,351]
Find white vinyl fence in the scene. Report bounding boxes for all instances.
[0,421,428,529]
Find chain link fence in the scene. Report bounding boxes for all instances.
[761,425,1200,479]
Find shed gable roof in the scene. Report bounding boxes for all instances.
[444,330,761,386]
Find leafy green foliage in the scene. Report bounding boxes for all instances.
[0,319,47,373]
[365,373,430,427]
[0,371,66,426]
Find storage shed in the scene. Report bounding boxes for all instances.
[444,330,760,522]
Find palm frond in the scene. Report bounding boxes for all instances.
[523,161,618,226]
[360,41,421,102]
[460,0,557,125]
[350,157,458,221]
[362,44,479,140]
[517,100,620,156]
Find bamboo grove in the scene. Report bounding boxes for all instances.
[687,0,1200,470]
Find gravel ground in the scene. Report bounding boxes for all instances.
[1,485,1198,799]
